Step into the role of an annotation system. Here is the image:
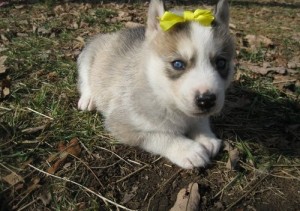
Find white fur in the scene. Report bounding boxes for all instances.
[77,0,234,169]
[77,53,95,111]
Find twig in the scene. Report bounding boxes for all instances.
[91,160,122,169]
[21,124,49,134]
[281,170,300,182]
[272,79,296,84]
[115,164,149,184]
[115,157,162,184]
[213,174,240,199]
[70,154,105,188]
[147,169,182,211]
[79,140,93,156]
[0,106,11,111]
[272,164,300,167]
[26,107,53,120]
[96,146,132,166]
[224,174,269,211]
[17,198,38,211]
[0,162,19,175]
[28,164,136,211]
[127,159,142,166]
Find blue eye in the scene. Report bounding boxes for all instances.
[171,60,186,71]
[216,58,227,70]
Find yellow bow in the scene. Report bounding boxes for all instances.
[159,9,214,31]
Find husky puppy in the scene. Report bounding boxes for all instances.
[77,0,235,169]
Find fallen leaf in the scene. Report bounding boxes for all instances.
[14,5,24,9]
[2,87,9,97]
[17,33,28,37]
[240,63,290,75]
[125,21,143,28]
[46,138,81,174]
[1,76,11,99]
[121,186,138,204]
[76,202,86,211]
[2,172,24,186]
[0,55,7,74]
[0,34,8,41]
[66,138,81,156]
[224,141,240,170]
[287,57,300,69]
[39,192,52,206]
[20,158,33,169]
[37,27,51,35]
[170,183,200,211]
[26,177,41,193]
[226,148,240,170]
[243,34,274,50]
[47,71,58,81]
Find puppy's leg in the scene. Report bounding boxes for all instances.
[140,132,211,169]
[189,118,222,158]
[77,54,95,111]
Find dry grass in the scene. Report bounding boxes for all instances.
[0,1,299,210]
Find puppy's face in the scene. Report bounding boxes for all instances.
[145,0,234,117]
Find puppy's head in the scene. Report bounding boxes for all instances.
[145,0,235,117]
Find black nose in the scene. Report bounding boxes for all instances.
[195,93,216,110]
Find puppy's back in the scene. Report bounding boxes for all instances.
[79,27,146,115]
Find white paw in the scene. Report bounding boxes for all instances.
[78,94,95,111]
[196,137,222,158]
[167,141,210,169]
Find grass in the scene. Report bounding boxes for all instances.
[1,1,300,210]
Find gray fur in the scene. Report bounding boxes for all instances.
[77,0,234,169]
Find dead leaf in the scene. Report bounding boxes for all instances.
[20,158,33,169]
[121,186,138,204]
[37,27,51,35]
[0,34,8,41]
[244,34,274,50]
[76,202,86,211]
[240,63,290,75]
[1,76,11,99]
[47,71,58,81]
[287,57,300,69]
[226,148,240,170]
[2,87,9,97]
[2,172,24,186]
[0,55,7,74]
[17,33,28,37]
[39,192,52,206]
[66,138,81,156]
[46,138,81,174]
[224,141,240,170]
[125,21,143,28]
[14,5,24,9]
[26,177,41,193]
[170,183,200,211]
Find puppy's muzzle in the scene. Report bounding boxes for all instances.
[195,92,216,111]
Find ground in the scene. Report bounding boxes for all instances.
[0,0,299,210]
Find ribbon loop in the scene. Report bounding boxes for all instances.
[159,9,214,31]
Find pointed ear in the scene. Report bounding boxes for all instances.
[214,0,230,26]
[146,0,165,38]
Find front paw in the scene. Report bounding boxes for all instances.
[78,94,95,111]
[167,141,210,169]
[196,137,222,158]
